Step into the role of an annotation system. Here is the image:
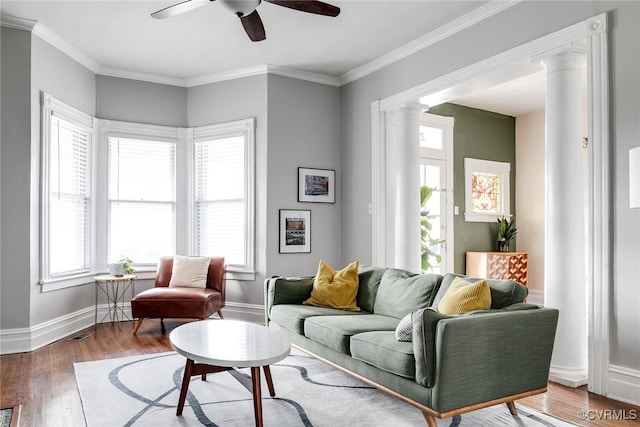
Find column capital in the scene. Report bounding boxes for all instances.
[533,45,586,73]
[390,102,428,115]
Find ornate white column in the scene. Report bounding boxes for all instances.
[392,105,421,272]
[540,49,588,387]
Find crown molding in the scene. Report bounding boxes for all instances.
[32,23,101,73]
[98,66,190,87]
[186,64,269,87]
[338,0,521,86]
[0,14,37,31]
[97,64,341,88]
[266,65,340,87]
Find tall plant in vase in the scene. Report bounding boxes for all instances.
[421,186,445,272]
[496,216,517,252]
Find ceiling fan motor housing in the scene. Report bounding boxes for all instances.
[218,0,262,17]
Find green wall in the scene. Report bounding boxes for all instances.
[428,103,516,273]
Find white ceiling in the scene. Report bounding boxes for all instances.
[1,0,547,116]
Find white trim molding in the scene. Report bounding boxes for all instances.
[608,365,640,407]
[585,12,611,398]
[0,302,265,355]
[339,0,521,85]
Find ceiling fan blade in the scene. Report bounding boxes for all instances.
[265,0,340,17]
[151,0,212,19]
[240,10,266,42]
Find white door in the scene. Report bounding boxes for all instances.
[419,113,453,273]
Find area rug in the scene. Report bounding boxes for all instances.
[75,350,576,427]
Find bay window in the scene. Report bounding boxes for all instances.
[40,94,256,289]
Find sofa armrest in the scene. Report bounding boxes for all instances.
[413,306,559,413]
[264,276,314,324]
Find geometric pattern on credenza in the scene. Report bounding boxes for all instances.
[508,253,528,286]
[486,253,528,286]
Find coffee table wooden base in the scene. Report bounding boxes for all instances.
[176,358,277,427]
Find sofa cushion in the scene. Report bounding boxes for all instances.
[432,273,528,309]
[304,314,399,354]
[437,277,491,315]
[304,260,361,311]
[270,304,368,335]
[351,331,415,379]
[356,266,385,312]
[373,269,442,319]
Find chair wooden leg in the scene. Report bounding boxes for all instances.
[217,309,224,319]
[132,318,143,335]
[422,412,438,427]
[160,318,165,333]
[506,401,518,416]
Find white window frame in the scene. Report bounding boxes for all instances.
[97,120,181,273]
[40,92,97,290]
[192,118,256,281]
[464,158,511,222]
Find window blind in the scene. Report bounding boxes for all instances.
[108,137,176,264]
[48,116,91,276]
[195,135,245,265]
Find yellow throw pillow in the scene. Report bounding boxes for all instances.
[438,277,491,314]
[304,260,360,311]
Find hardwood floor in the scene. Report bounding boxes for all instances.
[1,320,638,426]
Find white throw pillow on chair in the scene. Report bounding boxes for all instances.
[169,255,211,288]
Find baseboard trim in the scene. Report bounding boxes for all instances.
[549,365,588,388]
[608,364,640,406]
[0,302,265,355]
[221,302,265,324]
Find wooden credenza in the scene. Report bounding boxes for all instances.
[465,251,528,286]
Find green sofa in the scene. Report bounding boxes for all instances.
[264,266,559,426]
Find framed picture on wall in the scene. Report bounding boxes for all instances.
[298,167,335,203]
[464,158,511,222]
[279,209,311,253]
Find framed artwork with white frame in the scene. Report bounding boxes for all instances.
[279,209,311,253]
[464,158,511,222]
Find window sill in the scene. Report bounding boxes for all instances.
[39,266,257,292]
[40,274,96,292]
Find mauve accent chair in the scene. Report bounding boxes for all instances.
[131,256,225,334]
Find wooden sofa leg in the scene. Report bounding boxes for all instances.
[160,318,165,333]
[217,309,224,319]
[422,412,438,427]
[506,401,518,416]
[132,318,143,335]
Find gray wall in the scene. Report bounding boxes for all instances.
[339,0,639,372]
[266,74,342,277]
[29,34,97,326]
[96,76,187,127]
[187,75,269,307]
[1,27,32,329]
[428,103,516,273]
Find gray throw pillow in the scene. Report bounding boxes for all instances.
[395,312,413,342]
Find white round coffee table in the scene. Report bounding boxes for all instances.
[170,319,290,426]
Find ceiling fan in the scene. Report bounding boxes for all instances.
[151,0,341,42]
